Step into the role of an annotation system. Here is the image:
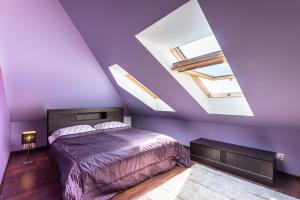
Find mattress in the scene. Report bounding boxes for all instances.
[48,127,190,200]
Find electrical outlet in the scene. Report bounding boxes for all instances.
[276,153,285,161]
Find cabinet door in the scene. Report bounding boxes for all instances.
[191,144,220,162]
[225,152,273,177]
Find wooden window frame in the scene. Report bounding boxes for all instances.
[192,76,243,98]
[170,47,243,98]
[126,74,158,99]
[183,70,234,81]
[170,47,186,61]
[172,50,226,72]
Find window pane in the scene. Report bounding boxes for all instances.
[192,63,233,77]
[179,35,221,59]
[200,78,242,94]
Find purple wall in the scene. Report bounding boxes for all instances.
[0,0,125,150]
[10,120,47,152]
[60,0,300,130]
[0,68,10,183]
[133,116,300,177]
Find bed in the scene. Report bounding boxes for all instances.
[47,108,190,200]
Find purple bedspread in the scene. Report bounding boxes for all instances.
[49,127,190,200]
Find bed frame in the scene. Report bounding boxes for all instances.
[47,107,124,138]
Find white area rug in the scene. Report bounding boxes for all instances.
[138,164,298,200]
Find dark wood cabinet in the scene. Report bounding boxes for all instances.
[190,138,276,186]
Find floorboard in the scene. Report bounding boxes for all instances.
[0,148,62,200]
[0,148,299,200]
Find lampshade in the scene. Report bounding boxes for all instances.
[22,131,36,149]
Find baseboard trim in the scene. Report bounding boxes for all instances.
[277,171,300,181]
[0,152,11,195]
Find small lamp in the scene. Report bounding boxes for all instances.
[22,131,36,165]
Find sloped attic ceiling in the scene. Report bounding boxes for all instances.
[60,0,300,130]
[0,0,124,121]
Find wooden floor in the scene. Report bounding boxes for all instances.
[1,148,300,200]
[0,149,62,200]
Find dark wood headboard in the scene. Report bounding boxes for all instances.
[47,107,124,137]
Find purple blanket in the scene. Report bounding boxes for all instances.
[49,127,190,200]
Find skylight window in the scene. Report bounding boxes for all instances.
[171,34,243,98]
[179,35,221,59]
[136,0,253,116]
[109,64,174,112]
[193,63,233,78]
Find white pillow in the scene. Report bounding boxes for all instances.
[48,125,96,144]
[93,121,129,130]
